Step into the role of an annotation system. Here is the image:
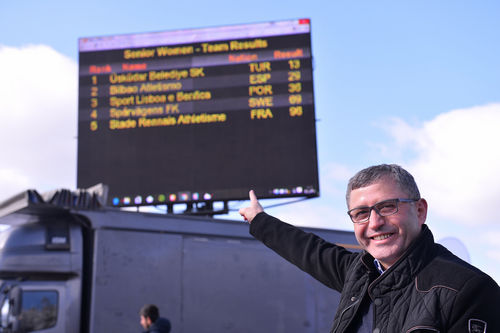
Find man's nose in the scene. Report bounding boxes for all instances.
[368,208,385,228]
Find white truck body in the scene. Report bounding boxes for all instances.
[0,190,357,333]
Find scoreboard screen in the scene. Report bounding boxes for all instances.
[77,19,319,207]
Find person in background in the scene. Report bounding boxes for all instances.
[139,304,171,333]
[239,164,500,333]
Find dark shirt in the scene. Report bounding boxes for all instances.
[144,317,171,333]
[349,297,373,333]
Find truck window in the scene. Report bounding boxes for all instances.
[18,290,58,332]
[1,298,10,328]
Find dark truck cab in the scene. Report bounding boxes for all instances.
[0,189,357,333]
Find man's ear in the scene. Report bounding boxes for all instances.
[146,316,153,326]
[416,198,428,225]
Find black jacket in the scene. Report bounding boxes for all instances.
[250,212,500,333]
[144,317,171,333]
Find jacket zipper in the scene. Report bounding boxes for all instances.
[331,299,360,333]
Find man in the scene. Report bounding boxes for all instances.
[239,164,500,333]
[139,304,171,333]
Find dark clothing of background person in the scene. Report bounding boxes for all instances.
[143,317,171,333]
[250,212,500,333]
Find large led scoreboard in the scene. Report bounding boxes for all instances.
[77,19,319,208]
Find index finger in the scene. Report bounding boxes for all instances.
[249,190,258,203]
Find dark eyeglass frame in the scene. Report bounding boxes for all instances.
[347,198,419,224]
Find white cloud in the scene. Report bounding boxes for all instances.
[482,230,500,246]
[318,162,355,199]
[375,105,500,282]
[481,231,500,265]
[271,198,352,231]
[380,104,500,226]
[0,169,30,196]
[486,250,500,262]
[0,44,77,201]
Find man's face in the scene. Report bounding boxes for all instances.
[348,178,427,269]
[140,315,151,330]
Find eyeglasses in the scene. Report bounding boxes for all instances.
[347,198,418,224]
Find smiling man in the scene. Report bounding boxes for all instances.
[239,164,500,333]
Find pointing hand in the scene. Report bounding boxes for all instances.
[239,190,264,223]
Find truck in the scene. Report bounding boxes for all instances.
[0,188,358,333]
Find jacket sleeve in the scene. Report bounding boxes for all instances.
[447,273,500,333]
[249,212,359,291]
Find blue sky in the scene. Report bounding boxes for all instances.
[1,1,500,282]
